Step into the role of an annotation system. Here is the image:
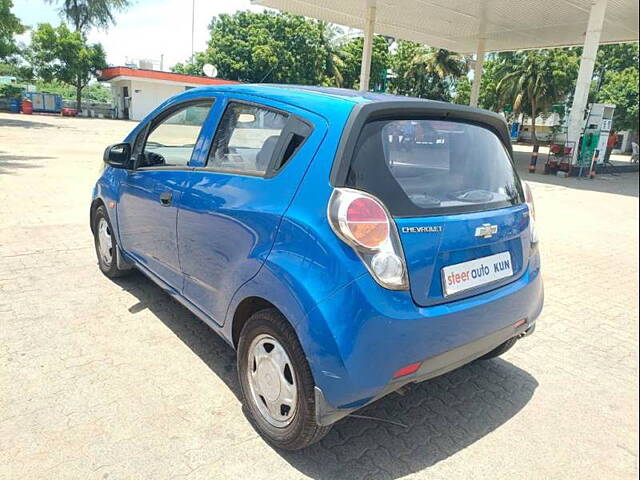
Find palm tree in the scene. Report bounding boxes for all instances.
[321,22,348,87]
[46,0,130,34]
[497,50,567,144]
[400,47,467,100]
[407,47,467,83]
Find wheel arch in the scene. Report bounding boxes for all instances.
[225,265,349,401]
[89,197,106,234]
[231,296,278,349]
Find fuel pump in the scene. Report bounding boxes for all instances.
[577,103,615,167]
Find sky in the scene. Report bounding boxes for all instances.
[13,0,264,70]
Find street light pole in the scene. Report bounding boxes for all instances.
[191,0,195,64]
[359,4,376,92]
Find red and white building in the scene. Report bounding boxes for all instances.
[97,67,236,121]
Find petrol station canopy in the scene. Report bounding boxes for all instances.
[251,0,639,53]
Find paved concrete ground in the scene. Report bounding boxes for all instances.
[1,112,638,479]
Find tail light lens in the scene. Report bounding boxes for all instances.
[523,181,538,244]
[328,188,408,290]
[345,198,389,248]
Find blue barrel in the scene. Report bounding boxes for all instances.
[9,98,20,113]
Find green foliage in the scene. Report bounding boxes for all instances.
[389,41,466,100]
[173,12,391,89]
[320,23,347,87]
[166,9,637,135]
[0,58,33,80]
[0,82,22,98]
[29,22,106,108]
[596,43,639,74]
[452,76,471,105]
[597,67,639,132]
[496,49,579,143]
[34,79,111,102]
[593,43,639,132]
[1,0,25,59]
[338,35,390,90]
[45,0,130,33]
[196,11,331,85]
[171,59,204,76]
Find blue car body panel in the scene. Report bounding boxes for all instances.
[304,251,542,409]
[178,95,331,325]
[92,84,543,420]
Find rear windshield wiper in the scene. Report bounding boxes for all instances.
[409,193,442,207]
[449,189,495,203]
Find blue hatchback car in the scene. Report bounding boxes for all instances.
[91,84,543,449]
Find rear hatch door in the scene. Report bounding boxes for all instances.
[339,112,529,306]
[396,205,530,306]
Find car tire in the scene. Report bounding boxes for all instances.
[479,336,518,360]
[93,205,130,278]
[237,308,331,450]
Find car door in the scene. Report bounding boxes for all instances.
[117,99,215,290]
[178,97,327,325]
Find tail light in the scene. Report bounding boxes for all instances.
[523,181,538,244]
[328,188,408,290]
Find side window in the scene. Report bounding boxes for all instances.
[207,102,288,175]
[139,100,213,168]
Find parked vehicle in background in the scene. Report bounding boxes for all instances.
[90,85,543,450]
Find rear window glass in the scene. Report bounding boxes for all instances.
[345,119,524,217]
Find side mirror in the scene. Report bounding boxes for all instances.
[103,143,131,168]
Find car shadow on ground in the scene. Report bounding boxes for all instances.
[0,117,56,129]
[114,271,538,480]
[0,152,53,174]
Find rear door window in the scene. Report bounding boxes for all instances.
[207,102,288,175]
[345,119,524,217]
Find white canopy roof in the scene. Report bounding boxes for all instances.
[251,0,639,53]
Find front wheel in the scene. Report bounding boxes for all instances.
[93,205,131,278]
[237,308,331,450]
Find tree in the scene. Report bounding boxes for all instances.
[497,50,578,143]
[35,79,112,102]
[410,47,467,80]
[320,22,347,87]
[171,52,208,76]
[30,23,106,110]
[193,11,330,85]
[1,0,25,60]
[45,0,130,33]
[595,43,639,77]
[597,67,639,132]
[593,43,638,133]
[476,52,519,111]
[389,41,466,100]
[339,34,390,90]
[0,57,33,80]
[452,76,471,105]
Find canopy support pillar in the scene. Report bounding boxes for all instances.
[567,0,608,164]
[359,4,376,92]
[469,37,486,107]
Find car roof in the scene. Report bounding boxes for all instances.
[177,83,457,118]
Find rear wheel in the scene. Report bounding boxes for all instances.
[93,205,130,278]
[479,337,518,360]
[237,308,330,450]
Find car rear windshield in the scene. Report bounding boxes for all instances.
[345,119,524,217]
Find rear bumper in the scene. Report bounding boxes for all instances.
[315,321,535,426]
[302,250,543,425]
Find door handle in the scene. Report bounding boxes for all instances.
[159,191,172,206]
